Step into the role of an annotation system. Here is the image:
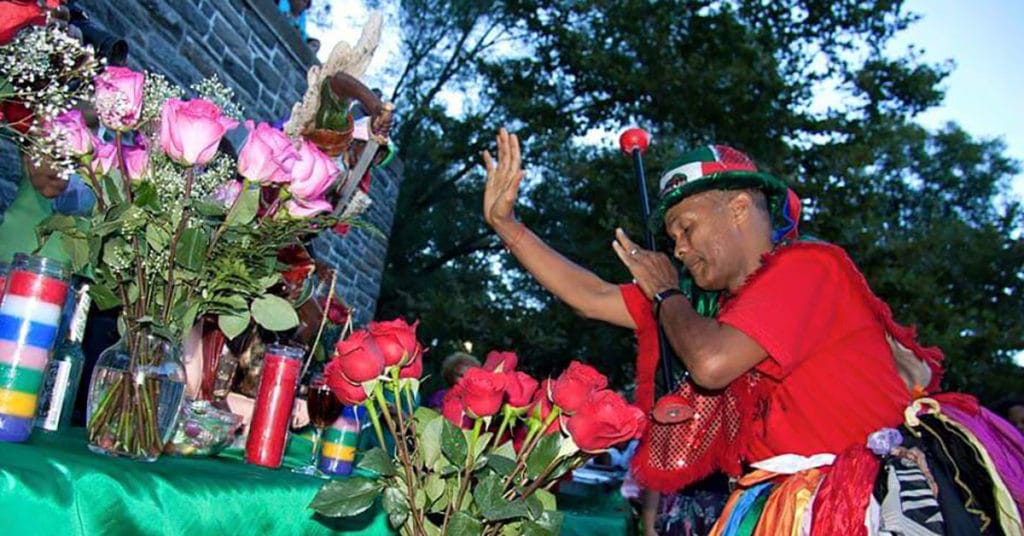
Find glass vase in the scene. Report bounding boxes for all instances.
[86,327,187,462]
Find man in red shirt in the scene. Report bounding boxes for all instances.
[483,128,1023,534]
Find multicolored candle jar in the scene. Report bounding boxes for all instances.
[0,254,70,442]
[319,405,363,476]
[0,262,10,297]
[245,344,303,468]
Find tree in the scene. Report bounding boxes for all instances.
[375,0,1023,403]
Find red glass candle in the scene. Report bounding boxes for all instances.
[245,344,304,468]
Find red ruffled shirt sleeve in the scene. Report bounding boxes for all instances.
[619,284,660,413]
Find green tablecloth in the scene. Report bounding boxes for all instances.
[0,429,388,535]
[0,429,634,535]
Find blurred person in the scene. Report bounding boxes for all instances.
[277,0,310,39]
[306,37,320,54]
[995,397,1024,435]
[426,352,480,409]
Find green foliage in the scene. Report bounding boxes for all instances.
[376,0,1023,402]
[309,476,383,517]
[310,380,584,534]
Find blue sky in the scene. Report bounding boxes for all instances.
[890,0,1024,197]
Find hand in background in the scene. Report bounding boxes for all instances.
[23,154,68,199]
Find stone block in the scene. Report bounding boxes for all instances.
[171,0,212,35]
[221,54,259,102]
[212,14,253,62]
[149,36,200,88]
[180,38,220,79]
[138,0,185,41]
[205,0,247,31]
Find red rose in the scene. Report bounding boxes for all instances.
[399,344,424,379]
[458,367,507,418]
[277,244,314,286]
[483,350,517,372]
[325,297,350,325]
[529,379,560,435]
[332,329,385,383]
[325,359,368,405]
[551,361,608,414]
[441,385,469,427]
[566,390,646,452]
[504,371,538,408]
[0,0,58,45]
[368,318,421,367]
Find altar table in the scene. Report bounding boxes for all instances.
[0,429,634,535]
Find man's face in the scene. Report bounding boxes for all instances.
[662,190,743,290]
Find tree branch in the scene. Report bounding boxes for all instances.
[416,232,499,275]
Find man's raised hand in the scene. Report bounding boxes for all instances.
[482,128,525,231]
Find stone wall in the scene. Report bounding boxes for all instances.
[0,0,402,324]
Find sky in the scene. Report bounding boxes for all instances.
[888,0,1024,198]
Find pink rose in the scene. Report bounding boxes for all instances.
[566,390,646,453]
[51,110,92,155]
[326,359,368,405]
[91,137,117,175]
[458,367,507,419]
[94,66,144,131]
[237,120,297,184]
[483,350,517,372]
[331,329,385,384]
[504,371,538,408]
[212,181,243,207]
[551,361,608,415]
[368,318,421,367]
[288,140,339,202]
[122,138,149,181]
[159,98,239,166]
[284,197,333,218]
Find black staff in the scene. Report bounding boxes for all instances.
[618,128,676,393]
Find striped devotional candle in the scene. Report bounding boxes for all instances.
[319,405,362,476]
[0,254,69,443]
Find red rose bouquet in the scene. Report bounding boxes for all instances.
[312,340,646,536]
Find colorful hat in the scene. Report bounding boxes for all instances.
[648,145,801,242]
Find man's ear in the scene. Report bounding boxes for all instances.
[727,191,752,225]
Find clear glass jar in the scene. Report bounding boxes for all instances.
[86,328,187,462]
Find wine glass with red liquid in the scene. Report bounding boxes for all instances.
[293,372,343,477]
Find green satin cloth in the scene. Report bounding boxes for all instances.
[0,428,633,535]
[557,488,636,536]
[0,428,390,535]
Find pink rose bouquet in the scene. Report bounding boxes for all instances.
[31,66,379,462]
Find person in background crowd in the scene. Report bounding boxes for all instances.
[277,0,310,40]
[994,397,1024,435]
[0,148,95,263]
[426,352,480,410]
[306,37,320,54]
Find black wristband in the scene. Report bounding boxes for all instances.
[653,288,683,323]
